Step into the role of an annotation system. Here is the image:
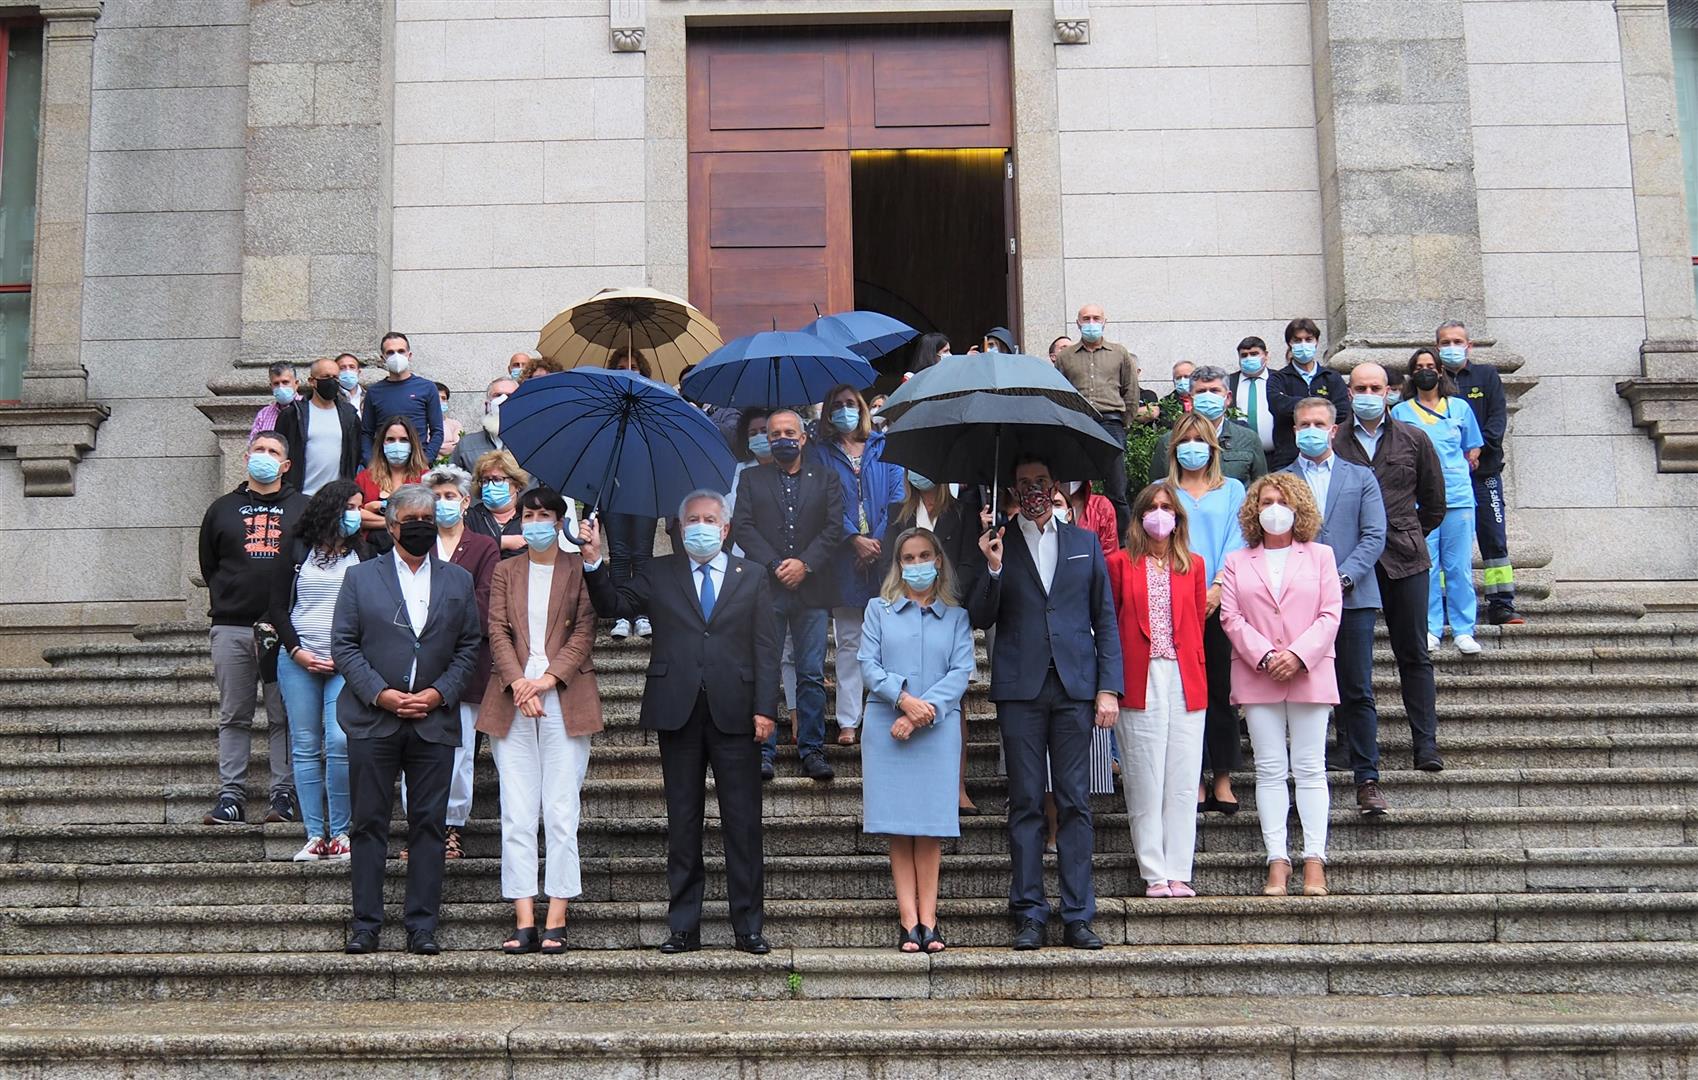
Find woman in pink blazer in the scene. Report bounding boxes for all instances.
[1218,473,1342,898]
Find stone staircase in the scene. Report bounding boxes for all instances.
[1,594,1697,1076]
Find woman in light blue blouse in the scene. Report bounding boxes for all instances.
[1392,347,1485,655]
[859,527,976,954]
[1165,411,1247,813]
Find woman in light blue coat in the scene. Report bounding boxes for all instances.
[859,527,976,955]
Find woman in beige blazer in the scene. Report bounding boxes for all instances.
[476,486,603,955]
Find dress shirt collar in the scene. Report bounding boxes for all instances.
[1298,451,1334,475]
[690,551,729,576]
[1016,512,1056,543]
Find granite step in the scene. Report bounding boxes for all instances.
[4,941,1697,1005]
[3,847,1690,909]
[2,891,1693,955]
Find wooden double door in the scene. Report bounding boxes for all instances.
[686,24,1014,341]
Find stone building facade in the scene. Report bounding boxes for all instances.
[0,0,1696,663]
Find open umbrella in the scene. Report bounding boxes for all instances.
[497,368,737,534]
[879,352,1122,487]
[536,286,723,385]
[680,330,875,409]
[800,310,918,364]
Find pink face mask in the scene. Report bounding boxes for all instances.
[1142,508,1177,540]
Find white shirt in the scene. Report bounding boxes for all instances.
[916,500,935,532]
[525,560,555,679]
[1265,545,1291,600]
[1239,373,1275,451]
[394,553,432,691]
[692,551,728,608]
[1017,513,1060,593]
[1298,452,1335,518]
[301,400,342,496]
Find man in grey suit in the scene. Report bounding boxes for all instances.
[1282,398,1389,815]
[331,484,484,955]
[450,376,519,476]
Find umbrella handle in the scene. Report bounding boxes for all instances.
[562,507,597,550]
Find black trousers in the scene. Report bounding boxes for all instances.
[1376,564,1440,758]
[999,668,1096,924]
[1200,612,1242,775]
[348,724,453,937]
[659,693,765,937]
[1099,415,1132,538]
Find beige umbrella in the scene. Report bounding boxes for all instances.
[535,286,723,385]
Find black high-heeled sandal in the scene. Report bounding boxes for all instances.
[502,925,540,955]
[919,924,945,953]
[898,924,922,953]
[540,925,567,954]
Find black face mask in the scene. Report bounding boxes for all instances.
[315,377,340,401]
[396,520,436,557]
[1412,369,1441,391]
[769,437,802,464]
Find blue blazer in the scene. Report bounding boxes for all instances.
[967,518,1124,703]
[1280,456,1387,610]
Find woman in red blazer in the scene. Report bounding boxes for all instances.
[1106,482,1210,898]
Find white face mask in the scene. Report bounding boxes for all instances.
[1053,503,1071,524]
[383,350,410,375]
[1259,503,1295,537]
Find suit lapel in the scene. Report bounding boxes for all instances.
[424,553,450,635]
[1322,461,1343,521]
[675,556,706,628]
[1245,545,1274,601]
[376,550,405,615]
[709,558,747,626]
[511,558,533,658]
[1131,554,1152,639]
[1005,521,1044,593]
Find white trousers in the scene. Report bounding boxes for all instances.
[1245,701,1331,865]
[1115,660,1205,887]
[446,702,478,827]
[832,606,865,729]
[491,689,592,901]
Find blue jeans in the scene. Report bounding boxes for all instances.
[1427,506,1478,638]
[276,650,351,839]
[763,589,828,763]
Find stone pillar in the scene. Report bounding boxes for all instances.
[197,0,394,490]
[1614,0,1698,471]
[1309,0,1549,597]
[0,1,108,496]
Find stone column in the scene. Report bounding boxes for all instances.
[0,2,108,496]
[197,0,394,490]
[1309,0,1549,597]
[1614,0,1698,471]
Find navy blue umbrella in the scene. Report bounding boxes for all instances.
[680,330,875,409]
[801,310,918,363]
[497,368,737,530]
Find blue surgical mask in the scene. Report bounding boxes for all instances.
[1295,427,1332,458]
[246,452,281,484]
[901,560,939,591]
[1351,393,1386,421]
[382,442,411,465]
[340,509,363,536]
[1291,342,1318,365]
[1192,391,1226,420]
[337,370,359,391]
[521,521,558,551]
[747,432,770,458]
[1078,322,1104,344]
[1439,345,1467,370]
[682,522,723,559]
[481,480,512,508]
[1173,376,1191,396]
[272,386,296,407]
[1175,441,1212,471]
[1239,355,1265,376]
[434,498,463,528]
[907,470,935,492]
[829,407,859,433]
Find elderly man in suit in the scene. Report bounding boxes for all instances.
[731,409,845,782]
[970,453,1123,951]
[580,490,781,955]
[1281,397,1389,814]
[331,484,484,956]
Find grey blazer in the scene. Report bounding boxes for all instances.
[331,550,485,746]
[1280,456,1387,611]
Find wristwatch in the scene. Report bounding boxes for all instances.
[1340,574,1354,592]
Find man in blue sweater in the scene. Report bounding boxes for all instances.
[359,330,445,463]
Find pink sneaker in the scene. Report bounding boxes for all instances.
[1145,881,1173,898]
[1169,881,1196,898]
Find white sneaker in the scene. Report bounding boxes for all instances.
[635,616,652,638]
[1453,634,1482,655]
[292,837,326,862]
[1427,633,1441,652]
[611,618,631,640]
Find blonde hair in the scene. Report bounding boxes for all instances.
[895,474,954,529]
[1166,411,1224,489]
[367,418,429,491]
[1125,481,1194,576]
[821,383,873,443]
[473,448,532,490]
[878,527,959,607]
[1239,472,1322,546]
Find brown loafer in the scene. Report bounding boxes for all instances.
[1356,781,1388,816]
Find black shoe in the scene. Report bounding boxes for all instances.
[1415,753,1445,772]
[1011,917,1045,951]
[203,796,244,826]
[265,790,300,824]
[799,752,835,781]
[1063,920,1104,950]
[1486,605,1526,626]
[406,930,441,956]
[659,929,701,954]
[345,930,380,955]
[733,933,771,955]
[761,761,775,782]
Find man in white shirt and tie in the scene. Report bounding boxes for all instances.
[1231,336,1277,457]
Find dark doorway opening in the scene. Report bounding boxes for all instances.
[851,148,1011,381]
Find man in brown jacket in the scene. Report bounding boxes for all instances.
[1055,303,1143,536]
[1333,362,1449,772]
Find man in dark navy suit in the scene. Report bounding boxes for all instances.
[969,453,1123,951]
